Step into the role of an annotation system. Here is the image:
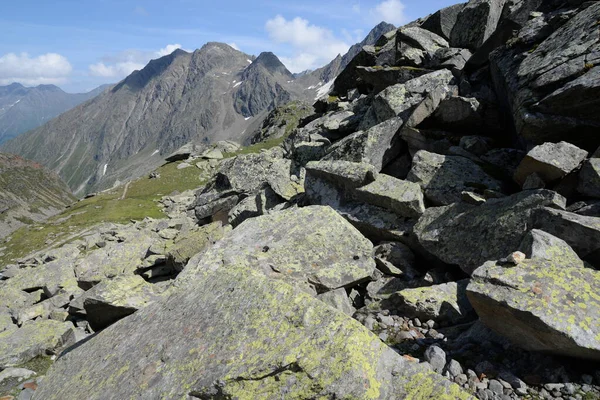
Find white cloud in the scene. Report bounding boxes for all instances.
[265,15,350,73]
[0,52,72,86]
[370,0,406,26]
[156,44,183,57]
[227,43,240,51]
[89,61,146,78]
[88,44,186,79]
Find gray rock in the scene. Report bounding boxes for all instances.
[305,160,378,189]
[407,150,503,206]
[445,359,464,378]
[578,149,600,198]
[317,288,356,316]
[166,222,225,272]
[0,367,36,384]
[373,242,418,279]
[424,345,447,373]
[481,148,526,179]
[323,117,404,171]
[421,3,466,40]
[468,258,600,360]
[522,172,546,190]
[514,142,588,186]
[180,206,376,294]
[433,97,484,132]
[414,190,566,274]
[83,275,162,331]
[0,320,75,368]
[377,280,475,325]
[533,207,600,263]
[488,379,504,395]
[459,135,492,156]
[450,0,506,49]
[32,248,469,399]
[518,229,584,268]
[228,187,283,227]
[354,174,425,218]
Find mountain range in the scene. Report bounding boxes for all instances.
[0,83,109,145]
[1,22,395,197]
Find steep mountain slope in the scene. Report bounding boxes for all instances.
[0,152,75,240]
[0,83,108,144]
[2,44,305,196]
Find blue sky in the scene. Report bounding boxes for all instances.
[0,0,459,93]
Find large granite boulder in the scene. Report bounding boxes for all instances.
[166,222,226,272]
[33,247,470,400]
[407,150,503,205]
[180,206,376,295]
[420,3,466,41]
[514,141,587,186]
[323,117,404,171]
[83,275,162,331]
[578,148,600,198]
[354,174,425,218]
[414,190,566,274]
[467,259,600,360]
[490,2,600,146]
[450,0,507,49]
[518,229,584,269]
[0,320,75,368]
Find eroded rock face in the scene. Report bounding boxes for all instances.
[33,251,470,400]
[467,259,600,360]
[450,0,507,49]
[414,190,566,274]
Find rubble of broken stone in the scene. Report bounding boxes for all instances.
[2,0,600,398]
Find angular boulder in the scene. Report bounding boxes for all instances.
[407,150,503,206]
[354,174,425,218]
[414,190,566,274]
[373,241,419,279]
[420,3,466,41]
[378,280,475,325]
[180,206,376,295]
[166,222,226,272]
[83,275,162,331]
[518,229,584,269]
[514,142,587,186]
[467,259,600,360]
[323,117,404,171]
[0,320,75,368]
[533,207,600,262]
[33,258,471,400]
[578,149,600,198]
[450,0,507,49]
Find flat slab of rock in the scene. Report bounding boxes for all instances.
[376,280,474,325]
[305,160,378,189]
[33,261,471,399]
[407,150,503,206]
[0,320,74,368]
[468,259,600,360]
[414,190,566,274]
[180,206,376,294]
[514,142,587,186]
[354,174,425,218]
[83,275,162,331]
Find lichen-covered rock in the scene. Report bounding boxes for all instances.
[83,275,162,331]
[33,261,471,400]
[4,260,78,298]
[354,173,425,218]
[414,190,566,274]
[467,259,600,360]
[323,117,404,171]
[533,207,600,262]
[166,222,225,272]
[514,142,588,186]
[337,203,417,244]
[450,0,507,49]
[0,320,75,368]
[375,280,475,325]
[227,187,284,227]
[180,206,376,294]
[74,232,157,289]
[518,229,584,269]
[407,150,503,206]
[305,160,378,189]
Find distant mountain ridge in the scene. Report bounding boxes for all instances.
[1,23,396,197]
[0,83,109,144]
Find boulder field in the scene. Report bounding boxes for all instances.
[1,0,600,399]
